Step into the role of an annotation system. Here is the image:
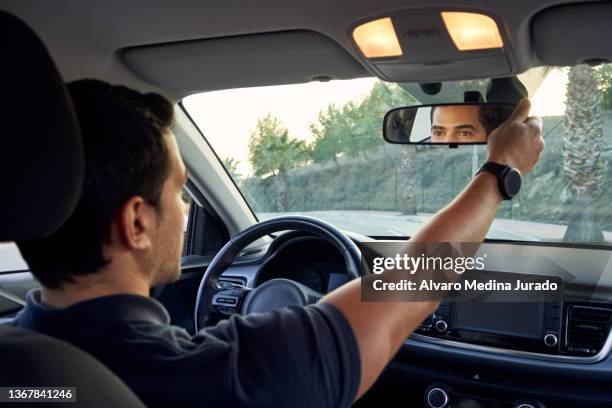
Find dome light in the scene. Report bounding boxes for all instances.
[441,12,503,51]
[353,17,403,59]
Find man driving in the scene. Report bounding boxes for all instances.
[430,105,504,143]
[9,80,543,407]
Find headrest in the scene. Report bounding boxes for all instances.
[0,12,84,241]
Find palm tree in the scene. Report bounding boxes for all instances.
[562,64,605,242]
[248,114,308,211]
[399,145,418,214]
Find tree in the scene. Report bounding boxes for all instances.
[309,105,345,165]
[398,145,419,214]
[248,113,308,211]
[368,81,418,107]
[562,64,605,242]
[307,81,420,213]
[222,157,242,180]
[343,96,383,160]
[248,113,308,177]
[309,81,417,161]
[594,63,612,111]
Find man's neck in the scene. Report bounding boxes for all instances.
[41,268,151,309]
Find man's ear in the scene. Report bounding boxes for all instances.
[116,196,155,250]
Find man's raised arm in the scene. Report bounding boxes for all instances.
[320,98,544,399]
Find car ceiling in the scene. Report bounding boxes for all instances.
[0,0,607,101]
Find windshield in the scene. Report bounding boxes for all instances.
[183,64,612,244]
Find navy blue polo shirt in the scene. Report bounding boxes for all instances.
[10,290,360,408]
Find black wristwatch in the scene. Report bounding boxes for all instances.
[477,162,521,200]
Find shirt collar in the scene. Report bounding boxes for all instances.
[14,289,171,332]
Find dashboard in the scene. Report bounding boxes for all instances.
[208,233,612,407]
[254,235,351,293]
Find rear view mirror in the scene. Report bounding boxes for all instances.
[383,103,515,146]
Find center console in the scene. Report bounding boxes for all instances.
[414,279,612,361]
[417,300,563,356]
[403,282,612,407]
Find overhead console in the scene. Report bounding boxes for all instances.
[348,9,516,82]
[413,277,612,362]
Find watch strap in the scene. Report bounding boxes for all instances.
[477,162,510,177]
[477,161,515,200]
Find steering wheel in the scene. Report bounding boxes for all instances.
[194,215,363,331]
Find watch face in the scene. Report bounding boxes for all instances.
[504,169,522,197]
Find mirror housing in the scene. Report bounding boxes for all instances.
[383,102,515,146]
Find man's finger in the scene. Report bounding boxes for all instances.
[506,98,531,124]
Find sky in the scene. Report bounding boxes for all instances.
[530,69,568,116]
[183,69,568,177]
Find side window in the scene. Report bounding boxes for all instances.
[1,189,194,272]
[0,243,28,273]
[1,187,220,272]
[182,183,229,257]
[182,188,192,256]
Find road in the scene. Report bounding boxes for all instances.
[259,210,612,242]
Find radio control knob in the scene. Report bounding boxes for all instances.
[544,333,558,347]
[435,320,448,333]
[426,387,449,408]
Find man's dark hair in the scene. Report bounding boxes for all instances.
[430,105,505,135]
[18,79,174,289]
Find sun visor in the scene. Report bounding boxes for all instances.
[349,10,514,82]
[121,30,368,92]
[532,2,612,66]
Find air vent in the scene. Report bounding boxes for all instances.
[565,305,612,356]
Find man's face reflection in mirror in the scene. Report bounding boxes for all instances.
[430,105,494,143]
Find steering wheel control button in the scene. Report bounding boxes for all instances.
[214,296,237,306]
[543,333,558,347]
[426,386,449,408]
[435,320,448,333]
[211,290,244,316]
[514,400,545,408]
[216,307,235,315]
